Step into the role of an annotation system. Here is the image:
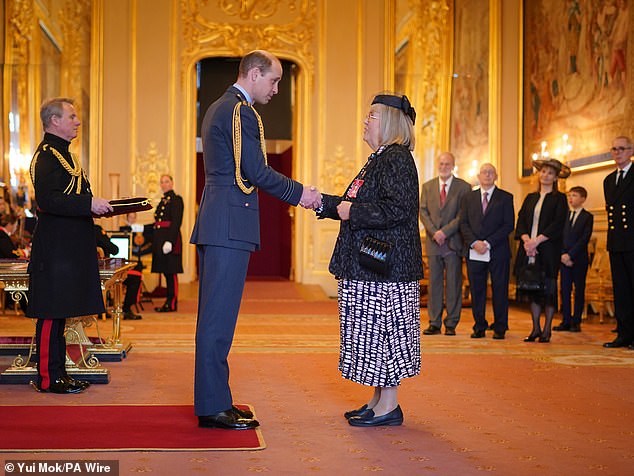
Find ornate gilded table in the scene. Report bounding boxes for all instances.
[0,258,136,384]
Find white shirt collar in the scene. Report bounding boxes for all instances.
[233,83,252,104]
[439,175,454,190]
[481,185,496,197]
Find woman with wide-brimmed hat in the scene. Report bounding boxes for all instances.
[514,158,570,343]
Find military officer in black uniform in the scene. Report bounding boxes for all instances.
[27,97,113,393]
[604,136,634,349]
[152,174,183,312]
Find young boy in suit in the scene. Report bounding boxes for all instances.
[555,186,594,332]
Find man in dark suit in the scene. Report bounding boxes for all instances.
[460,163,514,339]
[419,152,471,335]
[554,186,593,333]
[27,97,113,394]
[191,50,321,429]
[603,136,634,349]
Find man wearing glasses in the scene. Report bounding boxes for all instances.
[603,136,634,349]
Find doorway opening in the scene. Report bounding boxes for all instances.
[195,57,298,280]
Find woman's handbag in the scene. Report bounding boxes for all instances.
[516,262,545,292]
[359,236,393,275]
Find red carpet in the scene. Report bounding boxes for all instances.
[0,404,265,452]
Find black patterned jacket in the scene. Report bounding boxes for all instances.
[318,144,423,282]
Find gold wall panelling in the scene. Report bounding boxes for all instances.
[134,141,170,200]
[394,0,451,179]
[319,145,357,195]
[180,0,316,77]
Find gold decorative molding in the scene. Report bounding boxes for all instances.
[395,0,451,157]
[319,145,357,195]
[180,0,315,75]
[219,0,286,20]
[134,141,170,199]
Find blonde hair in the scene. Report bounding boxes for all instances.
[375,103,415,151]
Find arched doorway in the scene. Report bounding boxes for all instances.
[195,57,297,280]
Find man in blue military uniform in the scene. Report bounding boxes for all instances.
[191,50,321,429]
[27,97,113,393]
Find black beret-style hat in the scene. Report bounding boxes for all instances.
[371,94,416,125]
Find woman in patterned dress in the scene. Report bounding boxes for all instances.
[317,94,423,427]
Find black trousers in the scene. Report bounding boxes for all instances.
[164,273,178,310]
[35,318,67,389]
[609,250,634,343]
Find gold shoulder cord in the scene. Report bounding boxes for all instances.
[29,144,84,195]
[232,101,268,194]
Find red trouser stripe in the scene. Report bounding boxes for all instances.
[40,320,53,390]
[170,275,178,309]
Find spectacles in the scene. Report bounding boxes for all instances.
[611,146,632,152]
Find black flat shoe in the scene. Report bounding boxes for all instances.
[470,330,486,339]
[538,335,551,343]
[492,331,505,340]
[348,405,403,427]
[198,410,259,430]
[524,332,541,342]
[344,404,369,419]
[553,323,570,331]
[232,405,254,419]
[444,327,456,336]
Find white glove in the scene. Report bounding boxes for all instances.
[162,241,173,254]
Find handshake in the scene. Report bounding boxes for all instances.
[299,185,322,210]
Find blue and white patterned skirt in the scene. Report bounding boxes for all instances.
[337,279,421,387]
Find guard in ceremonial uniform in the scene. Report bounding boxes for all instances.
[603,136,634,349]
[152,174,183,312]
[190,50,320,430]
[27,98,113,394]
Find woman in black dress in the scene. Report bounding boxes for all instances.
[514,158,569,343]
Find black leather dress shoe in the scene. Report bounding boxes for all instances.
[123,311,142,320]
[569,323,581,332]
[348,405,403,427]
[155,304,176,313]
[344,404,369,419]
[60,375,90,390]
[444,327,456,336]
[492,331,505,340]
[31,377,88,394]
[604,339,630,348]
[232,405,254,419]
[470,329,486,338]
[553,323,570,331]
[423,325,441,335]
[198,410,259,430]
